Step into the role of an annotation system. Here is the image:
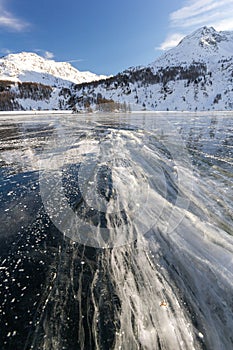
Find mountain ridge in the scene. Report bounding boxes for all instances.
[0,52,107,87]
[152,26,233,69]
[0,26,233,111]
[68,26,233,112]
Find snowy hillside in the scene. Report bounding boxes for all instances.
[153,26,233,67]
[69,26,233,112]
[0,27,233,111]
[0,52,107,87]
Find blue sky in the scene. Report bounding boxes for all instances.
[1,0,233,75]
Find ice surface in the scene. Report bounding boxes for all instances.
[0,112,232,350]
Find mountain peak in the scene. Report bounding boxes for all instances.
[185,26,228,49]
[0,52,107,86]
[5,51,44,60]
[193,26,216,35]
[152,26,233,68]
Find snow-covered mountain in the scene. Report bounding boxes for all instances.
[69,26,233,112]
[0,52,107,87]
[1,27,233,111]
[153,26,233,67]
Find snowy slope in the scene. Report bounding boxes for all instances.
[152,26,233,67]
[70,26,233,112]
[1,27,233,111]
[0,52,107,87]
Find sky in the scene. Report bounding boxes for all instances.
[1,0,233,75]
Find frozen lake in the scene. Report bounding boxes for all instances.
[0,112,232,350]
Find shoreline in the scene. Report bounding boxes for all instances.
[0,109,232,119]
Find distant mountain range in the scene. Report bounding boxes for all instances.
[0,52,107,86]
[1,26,233,111]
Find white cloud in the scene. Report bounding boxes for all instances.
[44,51,54,60]
[0,48,12,55]
[66,59,84,63]
[159,0,233,50]
[212,18,233,31]
[158,33,185,51]
[0,1,29,31]
[34,49,55,59]
[170,0,219,24]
